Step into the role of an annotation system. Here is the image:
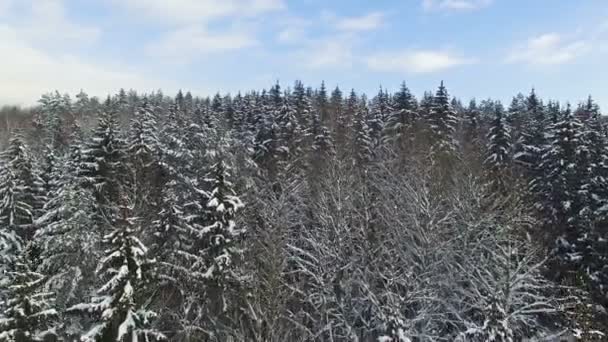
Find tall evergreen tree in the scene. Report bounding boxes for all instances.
[68,205,164,342]
[384,82,417,151]
[534,106,586,268]
[484,106,512,193]
[80,100,126,207]
[0,134,45,241]
[427,81,458,158]
[0,249,57,342]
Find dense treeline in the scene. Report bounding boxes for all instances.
[0,82,607,341]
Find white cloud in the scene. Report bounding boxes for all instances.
[506,33,591,66]
[0,25,162,106]
[146,25,258,61]
[305,39,354,69]
[19,0,101,47]
[335,11,385,32]
[422,0,493,11]
[110,0,285,24]
[320,10,386,32]
[367,49,476,73]
[276,16,311,44]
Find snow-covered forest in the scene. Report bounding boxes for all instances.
[0,81,607,341]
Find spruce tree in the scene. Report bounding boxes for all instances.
[384,82,417,150]
[202,158,245,283]
[127,100,160,166]
[352,103,374,168]
[535,106,585,269]
[68,205,164,342]
[427,81,458,158]
[484,106,512,193]
[0,248,57,342]
[0,134,45,241]
[35,166,100,312]
[80,100,126,207]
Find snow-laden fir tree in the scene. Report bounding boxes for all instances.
[315,81,329,124]
[0,248,58,342]
[384,82,417,150]
[35,161,100,313]
[534,106,586,270]
[0,134,45,241]
[309,106,335,159]
[463,99,480,146]
[68,205,164,342]
[37,91,72,150]
[515,89,546,175]
[275,97,302,160]
[367,87,391,147]
[253,95,282,181]
[484,105,512,193]
[80,99,126,207]
[352,102,374,168]
[200,158,245,281]
[127,100,161,168]
[427,81,458,158]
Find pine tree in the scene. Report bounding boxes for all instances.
[315,81,329,124]
[535,106,585,268]
[68,205,164,342]
[484,106,512,193]
[427,81,458,158]
[37,91,71,150]
[463,99,480,146]
[384,82,417,150]
[310,108,335,160]
[35,168,100,311]
[80,100,126,207]
[0,134,45,241]
[352,103,374,168]
[127,100,160,166]
[275,97,302,159]
[515,89,546,172]
[368,87,391,146]
[0,248,57,342]
[201,159,245,283]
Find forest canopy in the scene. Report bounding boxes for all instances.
[0,81,607,341]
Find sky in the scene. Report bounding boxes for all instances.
[1,0,607,109]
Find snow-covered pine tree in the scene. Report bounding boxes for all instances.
[463,99,480,146]
[253,94,282,181]
[68,205,164,342]
[484,105,512,193]
[507,93,527,135]
[534,105,586,272]
[201,158,245,283]
[0,248,58,342]
[37,91,72,150]
[35,164,100,313]
[128,100,160,167]
[368,87,391,147]
[427,81,458,159]
[515,89,546,174]
[275,97,302,160]
[384,82,417,152]
[352,102,374,168]
[315,81,330,124]
[310,107,335,159]
[80,99,126,207]
[547,101,561,125]
[0,134,45,241]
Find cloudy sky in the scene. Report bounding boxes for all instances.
[1,0,607,108]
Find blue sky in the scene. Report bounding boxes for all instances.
[1,0,607,109]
